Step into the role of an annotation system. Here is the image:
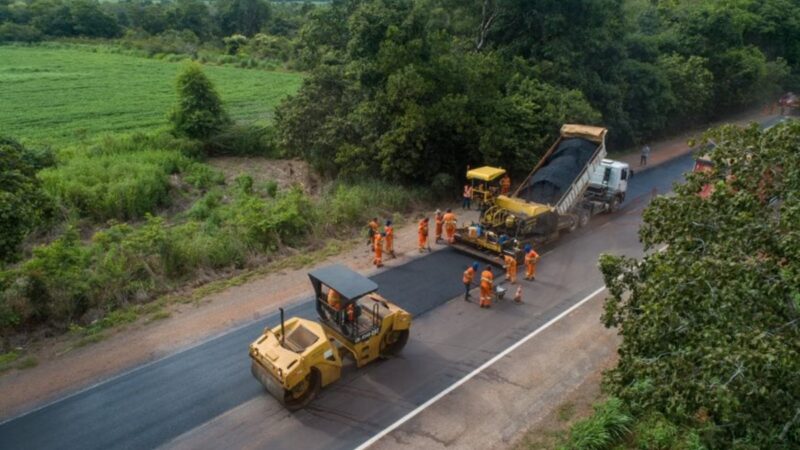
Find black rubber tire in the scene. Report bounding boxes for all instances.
[609,196,621,213]
[283,368,321,411]
[380,329,409,358]
[578,210,590,228]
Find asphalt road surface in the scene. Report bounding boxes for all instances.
[0,154,694,450]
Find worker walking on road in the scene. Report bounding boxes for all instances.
[480,266,494,308]
[524,244,539,281]
[434,209,444,243]
[463,262,478,301]
[500,173,511,195]
[443,208,457,244]
[373,232,384,267]
[418,217,431,253]
[503,253,518,284]
[384,220,396,259]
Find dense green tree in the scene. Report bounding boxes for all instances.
[216,0,270,36]
[0,138,53,263]
[600,122,800,448]
[70,0,120,37]
[169,63,231,140]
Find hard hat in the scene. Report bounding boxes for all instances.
[472,262,479,270]
[435,209,441,214]
[524,244,532,253]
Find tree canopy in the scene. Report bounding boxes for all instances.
[599,122,800,448]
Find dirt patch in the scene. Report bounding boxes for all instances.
[510,355,618,450]
[208,157,320,195]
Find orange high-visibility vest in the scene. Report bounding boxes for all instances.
[463,267,475,284]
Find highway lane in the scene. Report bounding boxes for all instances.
[0,154,694,450]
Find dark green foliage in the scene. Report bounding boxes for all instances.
[169,62,231,141]
[599,123,800,448]
[216,0,270,36]
[0,137,53,263]
[560,397,632,450]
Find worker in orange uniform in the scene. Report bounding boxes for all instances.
[524,244,540,281]
[384,220,396,259]
[434,209,444,243]
[503,253,518,284]
[418,217,431,253]
[443,208,457,244]
[327,289,342,311]
[367,217,379,248]
[462,262,478,301]
[500,174,511,195]
[373,232,384,267]
[480,266,494,308]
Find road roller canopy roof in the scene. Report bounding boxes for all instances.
[467,166,506,181]
[308,264,378,301]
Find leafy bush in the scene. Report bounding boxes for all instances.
[205,124,280,157]
[0,137,54,262]
[39,150,183,222]
[561,398,632,450]
[323,181,424,228]
[169,62,231,141]
[0,23,43,42]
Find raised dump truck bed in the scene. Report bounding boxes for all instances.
[452,124,623,263]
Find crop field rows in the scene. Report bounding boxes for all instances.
[0,45,303,145]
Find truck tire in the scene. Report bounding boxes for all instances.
[578,209,590,228]
[609,196,621,213]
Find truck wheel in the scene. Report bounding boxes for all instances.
[566,215,579,233]
[578,210,590,228]
[380,329,409,358]
[609,196,621,213]
[283,368,321,411]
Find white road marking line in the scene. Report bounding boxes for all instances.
[355,285,607,450]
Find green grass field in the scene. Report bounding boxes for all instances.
[0,44,303,145]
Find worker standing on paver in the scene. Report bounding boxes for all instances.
[443,208,457,243]
[500,173,511,195]
[434,209,444,243]
[373,232,384,267]
[418,217,431,253]
[384,220,396,259]
[503,253,518,284]
[463,262,478,301]
[462,183,472,210]
[480,266,494,309]
[524,244,539,281]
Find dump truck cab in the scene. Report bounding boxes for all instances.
[249,265,411,411]
[467,166,506,210]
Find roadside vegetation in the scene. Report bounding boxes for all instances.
[555,123,800,449]
[1,6,800,439]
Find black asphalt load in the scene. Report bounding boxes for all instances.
[0,154,695,450]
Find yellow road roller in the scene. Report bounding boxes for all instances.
[249,264,412,410]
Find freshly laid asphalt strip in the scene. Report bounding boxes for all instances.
[0,250,481,450]
[0,153,695,450]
